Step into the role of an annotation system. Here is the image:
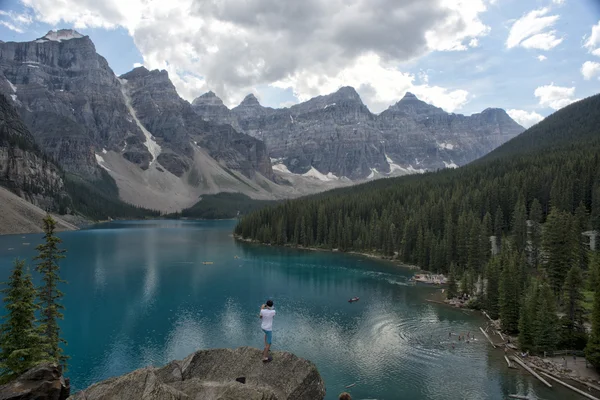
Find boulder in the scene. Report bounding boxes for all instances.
[70,347,325,400]
[0,363,70,400]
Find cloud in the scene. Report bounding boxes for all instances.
[0,10,33,33]
[534,83,578,110]
[133,62,143,68]
[21,0,489,111]
[506,8,562,50]
[584,20,600,56]
[552,0,565,4]
[507,109,544,128]
[537,55,547,61]
[581,61,600,80]
[272,52,469,113]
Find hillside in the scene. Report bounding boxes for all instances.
[0,186,77,235]
[235,93,600,272]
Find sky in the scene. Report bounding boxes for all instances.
[1,0,600,127]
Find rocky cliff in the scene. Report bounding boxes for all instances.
[192,89,525,179]
[0,30,303,212]
[0,94,66,211]
[0,348,325,400]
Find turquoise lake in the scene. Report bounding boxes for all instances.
[0,220,574,399]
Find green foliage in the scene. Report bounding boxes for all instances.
[175,193,277,219]
[560,266,587,349]
[446,263,458,299]
[485,257,501,320]
[34,216,68,367]
[589,252,600,291]
[528,199,543,270]
[586,286,600,368]
[534,281,559,353]
[519,282,538,352]
[500,251,521,333]
[0,260,48,383]
[543,208,579,295]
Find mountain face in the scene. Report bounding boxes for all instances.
[0,30,289,212]
[192,89,525,179]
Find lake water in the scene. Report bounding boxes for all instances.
[0,220,573,399]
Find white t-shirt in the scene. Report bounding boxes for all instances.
[260,308,276,331]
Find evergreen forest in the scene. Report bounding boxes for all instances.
[235,93,600,360]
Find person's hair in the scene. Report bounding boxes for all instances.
[266,300,274,307]
[339,393,352,400]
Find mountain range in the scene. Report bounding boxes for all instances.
[0,29,525,215]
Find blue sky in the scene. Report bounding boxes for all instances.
[1,0,600,127]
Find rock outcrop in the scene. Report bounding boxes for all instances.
[69,347,326,400]
[0,363,70,400]
[192,88,525,179]
[0,94,66,211]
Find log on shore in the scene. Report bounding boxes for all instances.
[480,327,496,348]
[538,371,600,400]
[504,355,514,368]
[510,356,552,388]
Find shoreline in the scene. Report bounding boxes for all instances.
[233,234,422,271]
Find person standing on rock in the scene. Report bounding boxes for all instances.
[260,300,276,362]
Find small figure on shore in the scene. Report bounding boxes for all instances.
[573,354,577,364]
[260,300,276,362]
[452,343,455,349]
[449,331,452,338]
[562,356,567,368]
[339,392,352,400]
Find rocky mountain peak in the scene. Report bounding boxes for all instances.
[192,91,226,107]
[334,86,361,101]
[239,93,261,107]
[38,29,85,42]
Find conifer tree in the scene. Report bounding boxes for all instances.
[543,207,577,294]
[446,263,458,299]
[535,281,559,352]
[561,266,587,349]
[519,281,538,352]
[0,260,48,383]
[494,206,504,251]
[586,283,600,368]
[589,252,600,291]
[512,198,528,253]
[485,257,500,319]
[500,251,520,333]
[529,199,543,269]
[34,215,68,367]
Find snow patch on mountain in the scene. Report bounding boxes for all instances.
[7,81,16,93]
[272,163,292,174]
[95,154,111,172]
[324,103,336,109]
[303,167,339,181]
[119,78,162,163]
[40,29,84,42]
[10,94,17,102]
[385,154,405,173]
[443,160,459,169]
[438,142,455,150]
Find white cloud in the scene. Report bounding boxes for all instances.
[272,53,469,113]
[507,109,544,128]
[537,55,547,61]
[469,38,479,47]
[506,8,562,50]
[0,21,23,33]
[581,61,600,80]
[0,10,33,32]
[584,20,600,56]
[534,83,578,110]
[21,0,488,111]
[133,62,143,68]
[552,0,565,4]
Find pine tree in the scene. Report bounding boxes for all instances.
[534,281,559,353]
[519,281,538,352]
[543,207,577,294]
[529,199,543,269]
[0,260,48,383]
[512,197,527,253]
[560,266,587,349]
[34,215,68,367]
[446,263,458,299]
[494,206,504,251]
[586,283,600,368]
[500,251,520,333]
[485,257,500,319]
[589,252,600,291]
